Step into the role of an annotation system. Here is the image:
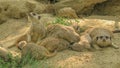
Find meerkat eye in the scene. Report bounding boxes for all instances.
[100,36,103,39]
[105,36,109,39]
[96,37,99,40]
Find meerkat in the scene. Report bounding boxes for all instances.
[38,37,70,52]
[0,47,12,61]
[86,27,119,50]
[46,24,80,44]
[17,41,56,60]
[27,12,46,43]
[70,27,119,51]
[70,33,92,52]
[37,37,59,52]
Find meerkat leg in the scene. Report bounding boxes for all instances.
[36,36,42,44]
[27,33,31,42]
[92,44,102,50]
[45,50,57,58]
[111,43,119,49]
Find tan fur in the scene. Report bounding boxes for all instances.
[71,23,81,35]
[17,41,27,50]
[86,27,119,49]
[18,41,56,60]
[47,24,80,43]
[28,12,46,43]
[71,22,91,35]
[70,33,92,51]
[38,37,70,52]
[57,7,78,18]
[0,47,11,61]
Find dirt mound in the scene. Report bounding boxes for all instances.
[93,0,120,16]
[56,7,78,18]
[54,0,107,15]
[0,19,30,49]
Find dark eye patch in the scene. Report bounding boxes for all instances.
[105,36,109,39]
[32,13,36,16]
[96,37,99,40]
[100,36,103,39]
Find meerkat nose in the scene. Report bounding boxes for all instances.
[103,39,106,42]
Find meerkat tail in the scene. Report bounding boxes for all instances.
[45,50,57,58]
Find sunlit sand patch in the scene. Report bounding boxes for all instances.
[57,53,92,68]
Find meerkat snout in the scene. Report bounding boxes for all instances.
[17,41,27,50]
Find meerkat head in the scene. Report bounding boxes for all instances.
[17,41,27,50]
[27,12,41,24]
[29,12,41,20]
[94,35,112,47]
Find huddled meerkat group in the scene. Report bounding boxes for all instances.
[17,12,80,60]
[0,12,119,61]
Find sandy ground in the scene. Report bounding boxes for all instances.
[0,15,120,68]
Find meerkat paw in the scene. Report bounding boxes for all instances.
[111,43,119,49]
[92,44,102,50]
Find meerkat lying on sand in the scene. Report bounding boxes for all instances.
[38,37,70,52]
[86,27,119,50]
[70,27,119,51]
[17,41,56,60]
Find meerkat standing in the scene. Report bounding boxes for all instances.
[27,12,46,43]
[17,41,57,60]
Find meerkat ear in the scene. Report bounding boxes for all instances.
[17,41,27,50]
